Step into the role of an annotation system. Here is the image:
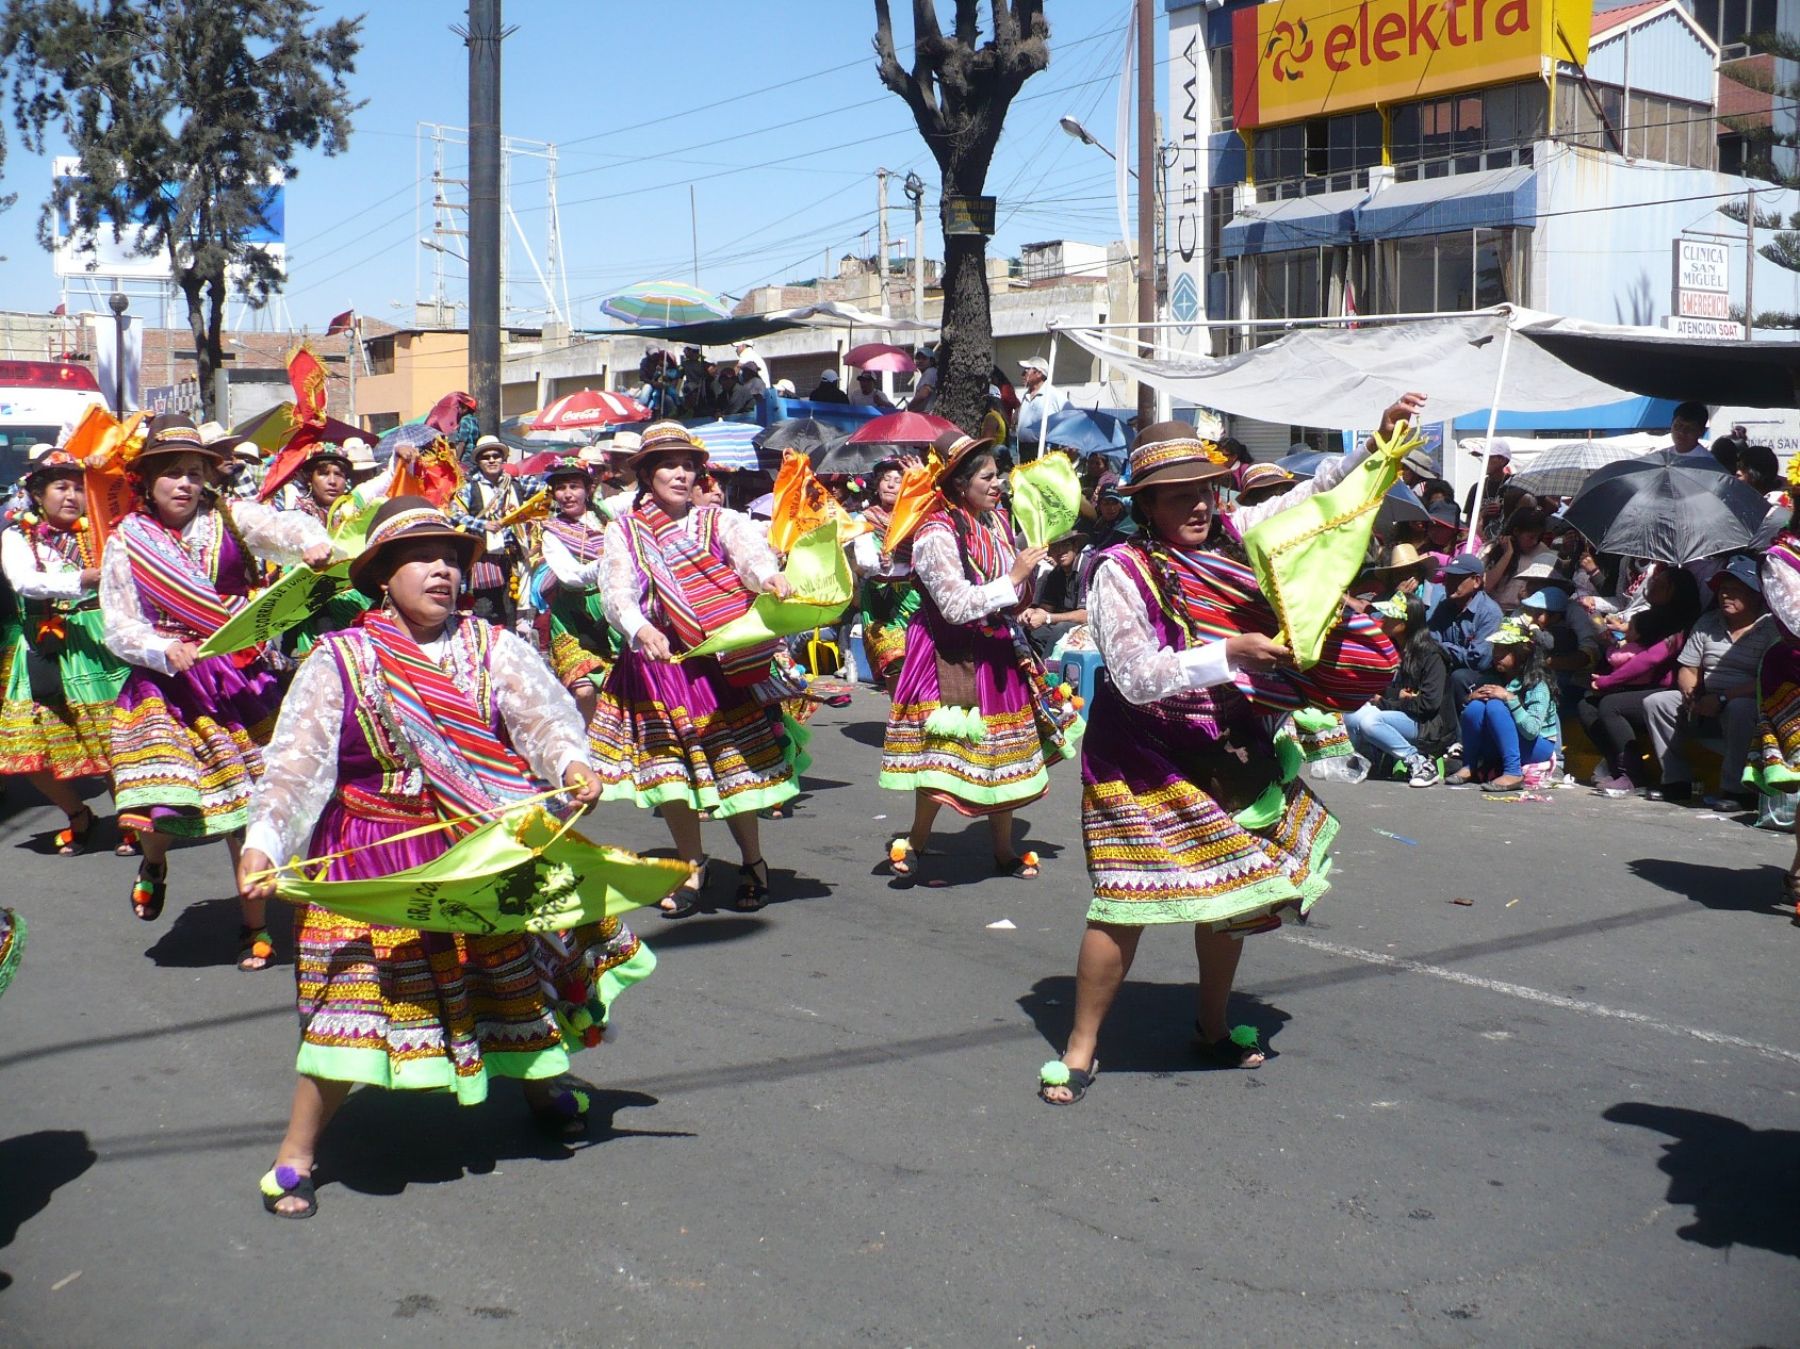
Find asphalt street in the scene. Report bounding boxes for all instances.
[0,693,1796,1346]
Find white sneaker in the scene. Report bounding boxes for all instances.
[1407,757,1440,788]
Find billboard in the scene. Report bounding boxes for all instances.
[52,155,285,281]
[1166,3,1211,359]
[1231,0,1592,129]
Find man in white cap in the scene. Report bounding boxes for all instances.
[228,439,265,499]
[1014,356,1066,451]
[849,369,896,411]
[809,369,849,403]
[1463,437,1512,537]
[906,346,939,412]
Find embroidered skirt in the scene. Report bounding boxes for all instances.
[1750,640,1800,794]
[291,790,654,1102]
[110,652,281,837]
[0,907,23,1003]
[0,609,127,780]
[1080,680,1336,930]
[547,587,613,688]
[588,646,803,817]
[878,615,1071,815]
[860,578,918,681]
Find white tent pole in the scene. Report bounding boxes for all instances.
[1036,329,1059,463]
[1463,323,1515,554]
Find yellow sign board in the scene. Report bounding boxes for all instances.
[1231,0,1592,128]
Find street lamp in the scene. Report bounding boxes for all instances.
[1058,115,1137,177]
[106,292,129,415]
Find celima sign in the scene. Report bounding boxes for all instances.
[1231,0,1591,128]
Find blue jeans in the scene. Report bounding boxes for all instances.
[1346,704,1422,762]
[1459,698,1554,775]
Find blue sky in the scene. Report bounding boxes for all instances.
[0,0,1159,330]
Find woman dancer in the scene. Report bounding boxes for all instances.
[281,442,354,524]
[1752,528,1800,917]
[851,459,917,693]
[1039,407,1416,1105]
[100,414,331,968]
[239,496,646,1218]
[0,451,131,853]
[537,456,615,723]
[879,430,1080,881]
[590,421,802,916]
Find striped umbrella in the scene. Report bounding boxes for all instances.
[532,389,651,432]
[600,280,730,328]
[684,420,761,471]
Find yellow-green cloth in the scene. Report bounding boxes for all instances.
[1009,455,1082,548]
[683,522,854,660]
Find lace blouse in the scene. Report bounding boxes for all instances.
[910,517,1024,625]
[599,505,779,646]
[98,500,329,674]
[244,621,590,865]
[1,526,91,602]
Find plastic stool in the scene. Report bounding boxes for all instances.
[1054,648,1105,717]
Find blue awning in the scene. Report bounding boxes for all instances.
[1450,396,1679,434]
[1355,164,1536,241]
[1220,186,1366,258]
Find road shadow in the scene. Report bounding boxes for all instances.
[145,896,294,970]
[1625,858,1792,917]
[319,1085,686,1201]
[883,832,1069,890]
[645,915,768,948]
[837,720,889,749]
[1018,976,1291,1072]
[1603,1103,1800,1259]
[0,1129,98,1290]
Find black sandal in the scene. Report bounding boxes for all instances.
[1194,1022,1266,1069]
[259,1164,317,1219]
[734,858,770,912]
[528,1077,593,1140]
[660,860,707,920]
[130,862,167,921]
[55,805,94,856]
[114,826,140,858]
[238,925,276,972]
[995,851,1041,879]
[1038,1058,1099,1105]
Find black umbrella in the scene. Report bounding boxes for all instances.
[1564,457,1771,563]
[753,417,846,472]
[809,438,913,476]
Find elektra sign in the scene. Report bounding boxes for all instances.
[1232,0,1591,128]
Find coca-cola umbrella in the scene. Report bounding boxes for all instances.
[845,342,916,374]
[531,389,650,432]
[816,409,959,474]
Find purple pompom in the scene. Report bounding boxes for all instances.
[275,1164,300,1189]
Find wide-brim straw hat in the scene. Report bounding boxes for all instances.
[135,413,231,469]
[347,494,484,594]
[1114,420,1237,496]
[626,420,709,472]
[929,429,996,486]
[1359,541,1434,586]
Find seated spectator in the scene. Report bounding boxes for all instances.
[1088,482,1137,550]
[850,370,896,410]
[1428,554,1504,673]
[1448,619,1561,792]
[1484,507,1560,610]
[1736,443,1782,502]
[1023,529,1088,658]
[1359,541,1436,604]
[1346,595,1454,786]
[1642,554,1780,807]
[1420,478,1457,512]
[809,369,850,403]
[1577,567,1703,796]
[1519,586,1603,712]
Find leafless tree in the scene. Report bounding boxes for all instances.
[875,1,1048,433]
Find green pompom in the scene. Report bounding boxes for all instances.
[966,713,989,741]
[1275,735,1303,784]
[1039,1060,1071,1087]
[1292,707,1334,733]
[1046,672,1062,688]
[1229,1025,1260,1050]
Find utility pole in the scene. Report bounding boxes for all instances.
[877,169,892,319]
[905,171,925,323]
[1135,0,1156,425]
[346,317,358,425]
[690,184,700,287]
[462,0,510,436]
[1746,186,1756,342]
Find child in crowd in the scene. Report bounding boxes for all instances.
[1448,619,1561,792]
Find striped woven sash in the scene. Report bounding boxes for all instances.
[622,500,770,685]
[1128,540,1396,712]
[362,609,537,827]
[117,509,243,638]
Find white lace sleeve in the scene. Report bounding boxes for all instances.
[851,527,911,580]
[1231,440,1375,532]
[715,507,781,591]
[912,526,1017,625]
[1088,557,1233,706]
[229,499,330,564]
[244,648,344,864]
[0,529,87,601]
[599,518,649,642]
[490,629,592,781]
[1765,552,1800,636]
[541,531,602,589]
[99,533,175,673]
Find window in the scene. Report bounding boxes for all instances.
[1210,42,1235,132]
[1381,229,1527,312]
[1251,124,1305,185]
[366,337,396,375]
[1252,248,1324,321]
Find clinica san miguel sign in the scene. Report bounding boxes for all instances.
[1231,0,1592,129]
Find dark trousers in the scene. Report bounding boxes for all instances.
[1574,686,1659,779]
[471,586,514,626]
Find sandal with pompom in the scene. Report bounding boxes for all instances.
[130,862,167,921]
[733,858,770,912]
[886,836,918,877]
[114,826,140,858]
[55,804,94,857]
[1038,1058,1098,1106]
[1194,1022,1266,1069]
[237,925,275,972]
[527,1076,593,1140]
[995,851,1040,879]
[259,1163,317,1219]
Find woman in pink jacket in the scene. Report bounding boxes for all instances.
[1575,567,1702,796]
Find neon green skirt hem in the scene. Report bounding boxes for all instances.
[1745,762,1800,794]
[597,774,799,818]
[292,1045,571,1104]
[877,767,1050,807]
[1084,813,1338,928]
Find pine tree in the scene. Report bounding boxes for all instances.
[1,0,363,417]
[874,1,1049,432]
